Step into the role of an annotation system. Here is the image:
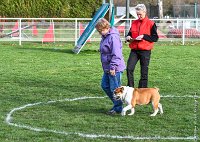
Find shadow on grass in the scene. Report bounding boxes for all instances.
[52,101,109,115]
[17,47,74,54]
[13,76,101,97]
[17,46,100,55]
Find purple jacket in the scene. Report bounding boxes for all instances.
[99,27,126,73]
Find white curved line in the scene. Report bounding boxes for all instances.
[5,95,198,140]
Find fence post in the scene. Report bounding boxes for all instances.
[75,18,78,45]
[195,18,198,30]
[19,19,22,46]
[125,0,130,36]
[182,19,185,45]
[176,18,179,29]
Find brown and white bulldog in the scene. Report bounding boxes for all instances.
[113,86,163,116]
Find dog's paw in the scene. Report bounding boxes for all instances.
[150,114,156,117]
[128,113,134,116]
[121,111,126,116]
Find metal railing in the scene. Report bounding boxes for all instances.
[1,18,200,45]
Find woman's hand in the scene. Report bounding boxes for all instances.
[110,70,116,76]
[126,36,132,41]
[126,36,135,43]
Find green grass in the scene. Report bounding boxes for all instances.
[0,42,199,142]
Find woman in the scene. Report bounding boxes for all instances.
[126,4,159,88]
[95,18,126,115]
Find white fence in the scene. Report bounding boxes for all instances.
[0,18,200,45]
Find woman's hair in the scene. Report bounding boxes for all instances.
[95,18,110,31]
[135,4,147,12]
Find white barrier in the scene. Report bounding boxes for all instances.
[0,18,200,45]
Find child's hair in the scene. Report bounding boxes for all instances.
[95,18,110,31]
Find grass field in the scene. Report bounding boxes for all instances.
[0,42,199,142]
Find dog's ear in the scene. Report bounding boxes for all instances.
[121,86,124,91]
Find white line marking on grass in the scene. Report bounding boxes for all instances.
[5,95,199,140]
[161,95,200,98]
[194,94,198,142]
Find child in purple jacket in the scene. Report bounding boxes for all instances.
[95,18,126,115]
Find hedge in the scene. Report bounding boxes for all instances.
[0,0,102,18]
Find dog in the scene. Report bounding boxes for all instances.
[113,86,163,116]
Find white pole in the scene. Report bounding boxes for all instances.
[19,19,22,46]
[75,18,78,45]
[176,18,179,29]
[158,0,163,19]
[125,0,130,36]
[195,18,198,30]
[52,20,55,43]
[182,20,185,45]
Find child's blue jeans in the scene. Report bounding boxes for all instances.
[101,72,123,113]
